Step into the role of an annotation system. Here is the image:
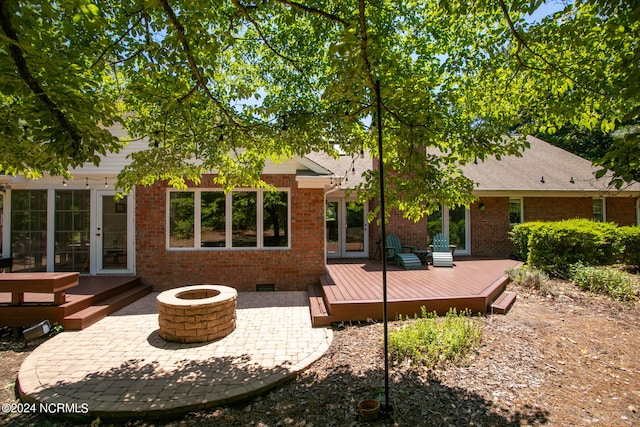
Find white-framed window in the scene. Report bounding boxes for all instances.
[509,198,523,227]
[167,189,290,249]
[592,197,606,222]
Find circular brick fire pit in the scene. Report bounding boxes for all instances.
[157,285,237,343]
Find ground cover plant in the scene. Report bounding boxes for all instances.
[388,308,482,369]
[569,263,640,303]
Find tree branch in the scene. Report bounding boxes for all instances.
[91,11,145,69]
[498,0,580,88]
[0,0,82,153]
[158,0,242,129]
[230,0,303,73]
[274,0,348,27]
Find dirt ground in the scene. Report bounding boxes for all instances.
[1,279,639,427]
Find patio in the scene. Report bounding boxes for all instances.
[309,258,522,326]
[17,291,332,420]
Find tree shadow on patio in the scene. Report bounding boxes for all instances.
[13,353,294,425]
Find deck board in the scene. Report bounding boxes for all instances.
[313,259,522,325]
[0,275,147,329]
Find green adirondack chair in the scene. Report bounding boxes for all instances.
[431,232,454,267]
[385,234,422,270]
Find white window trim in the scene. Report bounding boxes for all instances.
[166,188,291,250]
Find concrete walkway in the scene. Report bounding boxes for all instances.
[17,291,332,420]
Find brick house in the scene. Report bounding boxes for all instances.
[432,135,640,259]
[1,133,638,292]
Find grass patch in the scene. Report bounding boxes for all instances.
[388,307,482,369]
[569,264,639,303]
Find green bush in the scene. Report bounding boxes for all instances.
[388,307,482,369]
[509,222,545,261]
[569,263,639,302]
[619,226,640,268]
[527,219,620,277]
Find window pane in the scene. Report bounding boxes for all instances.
[345,202,364,252]
[169,192,195,247]
[11,190,47,272]
[509,199,522,227]
[326,201,339,255]
[55,190,90,272]
[263,191,288,247]
[427,206,443,245]
[232,192,257,247]
[102,195,128,269]
[201,192,226,247]
[592,198,604,222]
[449,206,466,251]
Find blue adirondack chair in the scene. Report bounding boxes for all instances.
[385,234,422,270]
[431,232,454,267]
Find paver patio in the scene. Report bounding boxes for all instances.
[17,291,332,420]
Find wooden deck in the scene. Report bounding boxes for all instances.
[0,275,151,331]
[309,258,522,326]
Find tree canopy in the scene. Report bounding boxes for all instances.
[1,0,638,219]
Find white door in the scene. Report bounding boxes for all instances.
[326,199,368,258]
[96,192,134,274]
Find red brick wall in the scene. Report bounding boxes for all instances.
[523,197,592,222]
[368,201,429,259]
[135,174,326,292]
[470,196,639,259]
[606,197,638,226]
[470,198,513,258]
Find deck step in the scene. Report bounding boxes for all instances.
[308,283,331,327]
[490,290,517,314]
[64,283,152,330]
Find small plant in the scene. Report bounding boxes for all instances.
[49,323,64,337]
[388,307,482,369]
[569,263,639,303]
[506,267,549,291]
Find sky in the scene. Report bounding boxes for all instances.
[526,1,570,23]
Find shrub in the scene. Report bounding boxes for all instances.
[506,267,549,292]
[619,226,640,268]
[509,222,545,261]
[527,219,620,277]
[388,307,482,369]
[569,263,639,302]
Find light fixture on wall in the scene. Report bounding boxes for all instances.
[85,178,89,188]
[479,202,485,211]
[569,176,575,184]
[540,176,545,184]
[104,177,109,188]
